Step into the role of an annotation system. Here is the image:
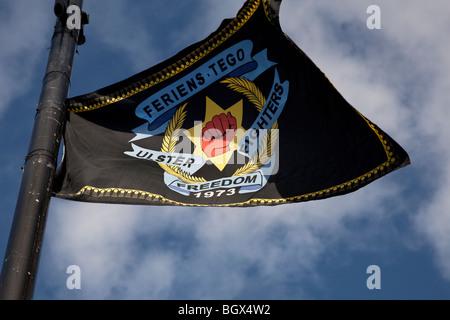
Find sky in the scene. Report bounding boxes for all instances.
[1,0,449,300]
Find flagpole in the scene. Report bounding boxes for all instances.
[0,0,86,300]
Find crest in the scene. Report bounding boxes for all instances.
[125,40,289,200]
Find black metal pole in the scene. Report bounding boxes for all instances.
[0,0,85,300]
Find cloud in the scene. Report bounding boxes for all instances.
[382,0,450,281]
[82,0,158,72]
[81,0,245,73]
[0,1,52,117]
[42,201,178,299]
[41,175,404,299]
[416,181,450,281]
[411,3,450,279]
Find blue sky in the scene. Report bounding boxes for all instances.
[1,0,449,300]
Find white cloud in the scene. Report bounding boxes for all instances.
[0,1,52,116]
[416,183,450,281]
[42,176,403,299]
[383,0,450,281]
[412,13,450,279]
[43,201,179,299]
[82,0,158,72]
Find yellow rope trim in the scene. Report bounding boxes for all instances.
[72,159,388,208]
[262,0,280,26]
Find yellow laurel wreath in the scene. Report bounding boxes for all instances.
[159,104,207,183]
[232,122,278,177]
[221,77,265,112]
[221,77,279,176]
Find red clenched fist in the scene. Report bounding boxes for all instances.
[202,112,237,157]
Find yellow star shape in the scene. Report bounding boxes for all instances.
[185,97,245,171]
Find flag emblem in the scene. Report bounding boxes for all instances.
[125,39,286,198]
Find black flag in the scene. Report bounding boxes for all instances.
[53,0,410,207]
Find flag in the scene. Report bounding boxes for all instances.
[53,0,410,207]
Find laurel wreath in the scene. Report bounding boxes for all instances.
[159,77,279,184]
[221,77,279,177]
[221,77,266,112]
[159,104,207,183]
